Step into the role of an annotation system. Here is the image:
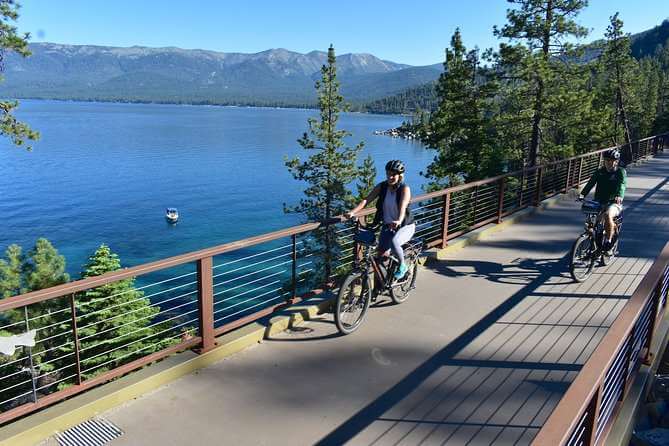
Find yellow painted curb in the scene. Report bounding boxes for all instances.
[0,297,332,446]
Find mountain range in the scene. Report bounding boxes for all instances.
[0,43,442,106]
[2,19,667,110]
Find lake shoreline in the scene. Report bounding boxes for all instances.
[11,96,411,117]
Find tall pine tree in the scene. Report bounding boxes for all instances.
[285,45,364,279]
[494,0,589,165]
[424,29,498,189]
[600,12,637,145]
[0,0,38,149]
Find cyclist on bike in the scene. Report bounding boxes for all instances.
[346,160,416,279]
[578,149,627,255]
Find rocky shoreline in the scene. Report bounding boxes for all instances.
[373,127,419,140]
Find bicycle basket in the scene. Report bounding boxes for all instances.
[581,200,601,214]
[354,228,376,246]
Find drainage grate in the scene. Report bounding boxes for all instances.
[56,417,123,446]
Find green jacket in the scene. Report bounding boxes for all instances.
[581,167,627,204]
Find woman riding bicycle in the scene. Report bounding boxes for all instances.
[578,148,627,255]
[346,160,416,279]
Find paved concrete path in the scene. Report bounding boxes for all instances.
[102,154,669,446]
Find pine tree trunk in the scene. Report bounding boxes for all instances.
[528,0,553,167]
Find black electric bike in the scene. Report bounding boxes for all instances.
[334,225,423,335]
[569,199,623,282]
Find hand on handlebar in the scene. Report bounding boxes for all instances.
[577,194,584,202]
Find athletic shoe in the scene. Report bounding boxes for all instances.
[394,262,408,279]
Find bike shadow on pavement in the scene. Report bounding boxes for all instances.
[425,256,571,287]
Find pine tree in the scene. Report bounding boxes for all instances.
[424,29,497,189]
[22,238,69,292]
[494,0,589,166]
[0,239,70,408]
[69,244,167,379]
[284,45,364,279]
[356,155,377,202]
[0,244,22,298]
[0,0,39,149]
[600,12,637,145]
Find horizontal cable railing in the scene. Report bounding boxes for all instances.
[532,241,669,446]
[0,133,667,425]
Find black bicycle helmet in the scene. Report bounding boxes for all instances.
[385,159,405,173]
[603,149,620,160]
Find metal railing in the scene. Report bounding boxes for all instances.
[532,241,669,446]
[0,133,667,425]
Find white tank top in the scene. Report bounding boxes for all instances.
[383,187,400,224]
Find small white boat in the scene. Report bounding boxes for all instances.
[165,208,179,223]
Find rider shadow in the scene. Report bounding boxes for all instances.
[425,255,571,287]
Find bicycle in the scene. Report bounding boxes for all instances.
[569,198,623,282]
[334,223,423,335]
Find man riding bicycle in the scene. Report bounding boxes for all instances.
[346,160,416,280]
[578,149,627,255]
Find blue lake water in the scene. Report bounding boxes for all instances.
[0,100,433,277]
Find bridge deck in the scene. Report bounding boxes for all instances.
[101,154,669,446]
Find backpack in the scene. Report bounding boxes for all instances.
[372,181,414,227]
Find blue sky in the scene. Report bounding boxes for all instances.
[15,0,669,66]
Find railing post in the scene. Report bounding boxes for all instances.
[291,234,297,303]
[643,280,663,364]
[497,177,505,223]
[577,157,584,186]
[587,386,604,446]
[23,307,38,403]
[564,159,572,193]
[441,192,451,248]
[472,185,479,223]
[518,169,526,209]
[69,294,83,385]
[535,167,543,206]
[197,257,216,353]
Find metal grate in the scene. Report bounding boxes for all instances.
[56,417,123,446]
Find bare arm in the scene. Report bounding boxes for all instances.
[347,184,381,218]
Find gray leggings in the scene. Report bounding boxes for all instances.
[379,223,416,265]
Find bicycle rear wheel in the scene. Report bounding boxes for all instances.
[570,233,596,282]
[390,251,418,304]
[335,271,372,335]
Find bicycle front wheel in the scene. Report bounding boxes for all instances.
[570,233,595,282]
[335,271,372,335]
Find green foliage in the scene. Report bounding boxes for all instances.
[284,45,364,279]
[0,241,174,409]
[0,0,38,149]
[356,155,377,202]
[493,0,589,166]
[598,13,638,144]
[0,244,22,297]
[22,238,69,292]
[62,244,169,379]
[423,29,499,190]
[362,82,438,115]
